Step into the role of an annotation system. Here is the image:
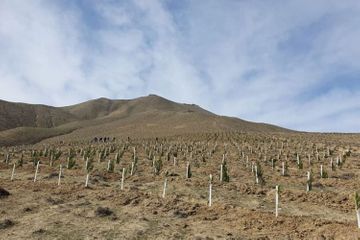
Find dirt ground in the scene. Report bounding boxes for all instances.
[1,132,360,239]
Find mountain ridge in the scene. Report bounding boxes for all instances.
[0,94,291,146]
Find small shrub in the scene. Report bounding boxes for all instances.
[95,207,114,217]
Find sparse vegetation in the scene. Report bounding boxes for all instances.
[1,96,360,238]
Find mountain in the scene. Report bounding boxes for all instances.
[0,95,290,146]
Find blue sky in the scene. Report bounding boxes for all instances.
[0,0,360,132]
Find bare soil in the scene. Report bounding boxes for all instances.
[1,132,360,239]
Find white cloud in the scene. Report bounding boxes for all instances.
[0,0,85,105]
[0,0,359,132]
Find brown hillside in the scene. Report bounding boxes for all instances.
[0,99,77,131]
[0,95,290,146]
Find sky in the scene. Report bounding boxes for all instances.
[1,0,360,132]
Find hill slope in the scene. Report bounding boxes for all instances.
[0,95,290,146]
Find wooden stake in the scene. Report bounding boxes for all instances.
[185,162,190,179]
[320,164,323,178]
[85,173,89,187]
[85,157,89,170]
[34,161,40,182]
[130,162,135,176]
[50,154,53,167]
[107,159,111,171]
[162,178,167,198]
[275,185,279,217]
[209,174,213,207]
[306,171,311,192]
[355,192,360,228]
[10,163,15,181]
[121,168,125,190]
[58,164,62,186]
[255,165,259,184]
[220,164,223,182]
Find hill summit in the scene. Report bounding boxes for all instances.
[0,94,289,146]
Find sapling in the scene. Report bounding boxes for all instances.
[339,155,344,168]
[44,147,48,157]
[336,156,343,169]
[220,161,230,182]
[67,155,76,169]
[148,150,153,161]
[355,192,360,228]
[104,148,108,158]
[50,154,54,167]
[53,150,62,161]
[68,148,76,159]
[320,164,328,178]
[297,155,303,169]
[4,153,10,164]
[114,152,120,164]
[98,149,106,162]
[86,157,94,172]
[330,158,335,171]
[32,153,39,167]
[154,157,162,175]
[254,162,265,185]
[185,162,192,179]
[107,159,115,173]
[17,153,24,167]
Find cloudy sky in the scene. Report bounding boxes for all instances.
[1,0,360,132]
